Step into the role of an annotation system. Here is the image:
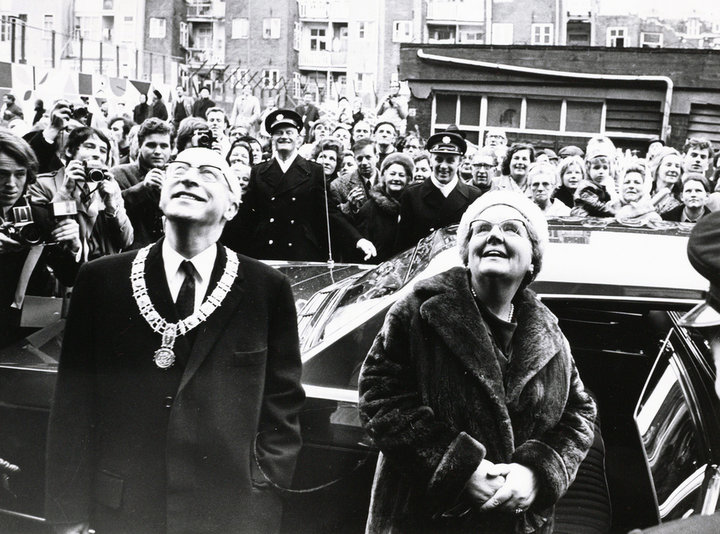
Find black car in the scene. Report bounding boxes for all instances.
[1,219,717,533]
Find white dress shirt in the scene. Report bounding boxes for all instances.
[430,175,459,198]
[162,240,218,314]
[275,152,299,174]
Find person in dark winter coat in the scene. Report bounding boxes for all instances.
[359,191,596,534]
[150,90,169,121]
[571,138,618,218]
[356,153,413,262]
[133,93,150,125]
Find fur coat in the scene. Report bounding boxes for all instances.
[356,185,402,262]
[358,267,597,534]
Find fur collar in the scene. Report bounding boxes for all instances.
[368,184,401,216]
[415,267,566,405]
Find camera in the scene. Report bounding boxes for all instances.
[82,162,110,182]
[196,129,216,149]
[0,200,42,246]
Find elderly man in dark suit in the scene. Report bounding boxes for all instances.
[223,109,375,262]
[45,147,305,534]
[395,131,482,252]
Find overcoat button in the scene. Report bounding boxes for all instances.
[164,396,173,408]
[271,197,276,201]
[290,220,294,224]
[270,218,275,222]
[269,240,274,244]
[291,197,296,201]
[288,243,293,247]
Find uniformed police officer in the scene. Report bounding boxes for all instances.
[222,109,375,262]
[394,131,483,252]
[629,211,720,533]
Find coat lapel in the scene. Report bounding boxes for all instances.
[178,247,245,392]
[273,156,312,195]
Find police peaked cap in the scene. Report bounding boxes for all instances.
[264,109,303,134]
[426,131,467,156]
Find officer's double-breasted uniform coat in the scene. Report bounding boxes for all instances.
[395,179,483,252]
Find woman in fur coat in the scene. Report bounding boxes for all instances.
[356,153,414,262]
[358,191,597,534]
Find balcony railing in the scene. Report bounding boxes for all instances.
[187,47,224,66]
[298,49,347,69]
[298,0,349,20]
[426,0,484,23]
[186,1,225,19]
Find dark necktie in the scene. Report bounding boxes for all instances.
[175,260,196,319]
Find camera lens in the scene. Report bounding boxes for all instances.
[197,133,211,148]
[87,168,107,182]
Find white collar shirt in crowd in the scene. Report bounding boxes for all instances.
[162,239,218,314]
[430,175,459,198]
[275,152,299,174]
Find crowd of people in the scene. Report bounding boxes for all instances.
[2,82,719,348]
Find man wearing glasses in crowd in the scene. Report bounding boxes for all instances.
[46,147,305,534]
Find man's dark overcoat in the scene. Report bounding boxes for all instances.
[45,241,304,534]
[395,179,482,252]
[224,156,358,262]
[358,267,597,534]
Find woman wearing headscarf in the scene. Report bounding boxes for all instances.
[356,153,414,262]
[359,191,596,534]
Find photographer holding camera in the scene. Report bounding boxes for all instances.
[375,80,408,135]
[1,131,82,347]
[28,126,133,261]
[112,118,173,248]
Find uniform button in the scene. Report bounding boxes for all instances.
[164,395,173,409]
[269,218,275,222]
[290,219,294,224]
[269,240,274,245]
[288,242,293,247]
[429,227,435,232]
[271,197,276,201]
[291,197,296,201]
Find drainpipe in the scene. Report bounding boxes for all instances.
[416,49,674,141]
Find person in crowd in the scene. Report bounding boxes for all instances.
[412,151,432,183]
[91,101,110,130]
[175,117,212,153]
[395,131,483,252]
[682,137,711,176]
[400,133,423,158]
[332,125,352,151]
[535,148,558,166]
[299,119,331,159]
[495,143,535,196]
[571,138,617,218]
[230,84,261,132]
[352,120,372,143]
[227,139,254,169]
[459,146,477,184]
[649,146,683,216]
[295,91,321,142]
[171,86,193,131]
[375,80,408,134]
[149,90,168,121]
[339,150,357,178]
[359,190,596,533]
[112,118,173,248]
[661,173,711,223]
[646,138,665,161]
[46,146,305,534]
[611,163,661,223]
[24,99,80,173]
[527,162,570,216]
[205,107,232,157]
[330,137,379,216]
[0,131,82,348]
[336,96,354,125]
[245,136,266,165]
[133,93,150,125]
[28,126,132,261]
[108,115,134,165]
[192,86,215,119]
[374,121,398,169]
[628,213,720,534]
[223,109,375,262]
[557,145,584,160]
[312,138,344,184]
[350,97,366,126]
[483,127,508,163]
[32,99,45,125]
[356,153,413,263]
[555,156,585,209]
[471,148,498,194]
[1,93,24,124]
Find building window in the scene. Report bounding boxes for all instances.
[531,23,553,45]
[149,17,166,39]
[43,14,54,40]
[232,18,249,39]
[293,21,301,51]
[103,0,114,9]
[607,27,626,47]
[358,22,366,39]
[566,101,603,132]
[76,16,102,41]
[458,25,484,43]
[263,18,280,39]
[293,72,302,99]
[428,24,456,43]
[393,20,412,43]
[122,16,134,42]
[179,22,188,48]
[262,69,279,88]
[487,96,522,128]
[640,32,663,48]
[491,23,513,45]
[526,98,561,130]
[310,27,327,50]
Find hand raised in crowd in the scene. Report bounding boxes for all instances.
[465,459,508,506]
[98,178,123,215]
[44,100,73,143]
[356,238,377,261]
[143,168,165,192]
[211,140,224,155]
[51,218,82,255]
[347,186,365,210]
[478,462,538,514]
[0,229,23,254]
